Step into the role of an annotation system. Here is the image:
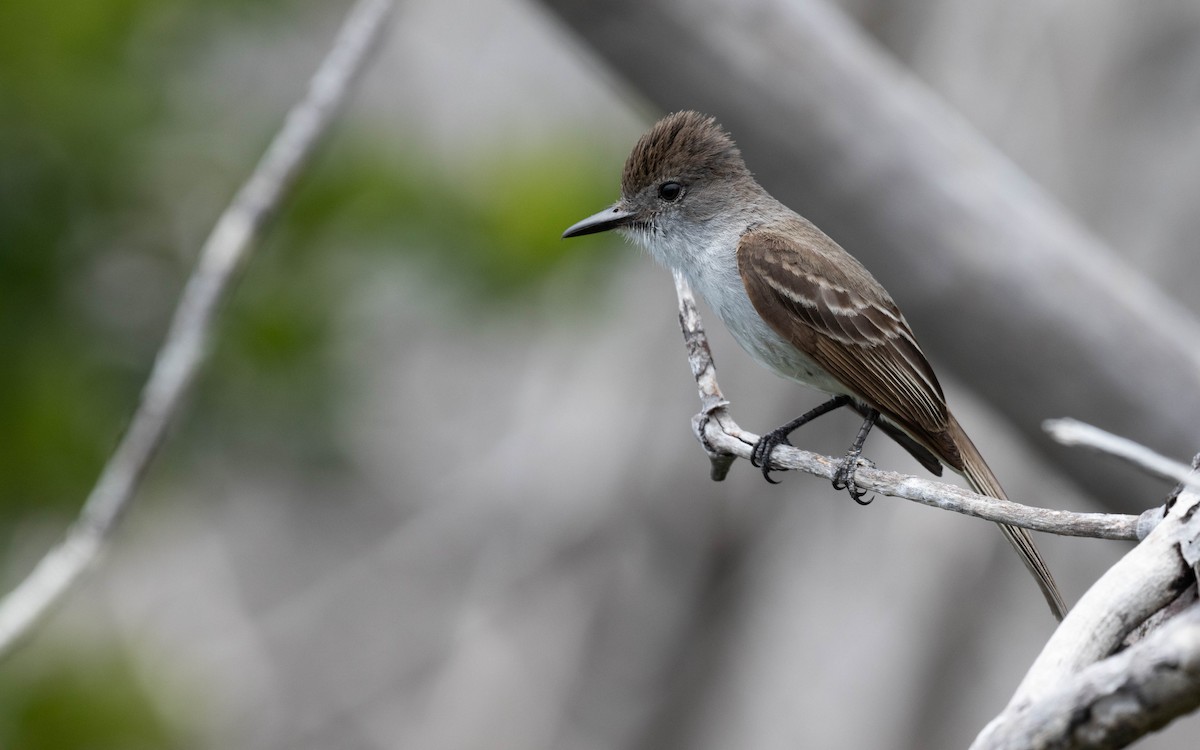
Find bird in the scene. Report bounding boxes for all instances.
[562,110,1066,620]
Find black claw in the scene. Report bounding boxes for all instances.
[750,429,792,484]
[831,463,846,489]
[831,457,853,491]
[832,455,872,504]
[833,407,879,505]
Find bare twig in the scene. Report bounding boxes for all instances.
[0,0,395,659]
[670,275,1141,541]
[1045,418,1200,489]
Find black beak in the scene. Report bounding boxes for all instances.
[562,205,636,238]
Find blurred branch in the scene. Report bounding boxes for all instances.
[1045,418,1200,490]
[671,273,1143,542]
[973,466,1200,749]
[0,0,395,660]
[540,0,1200,509]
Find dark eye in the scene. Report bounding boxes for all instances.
[658,181,683,201]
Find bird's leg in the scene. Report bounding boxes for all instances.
[833,408,879,504]
[751,395,851,483]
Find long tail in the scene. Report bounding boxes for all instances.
[947,414,1068,621]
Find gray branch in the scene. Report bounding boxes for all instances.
[0,0,396,660]
[1044,418,1200,491]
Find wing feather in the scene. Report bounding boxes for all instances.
[738,223,959,465]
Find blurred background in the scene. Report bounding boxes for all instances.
[2,0,1199,747]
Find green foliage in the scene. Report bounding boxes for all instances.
[1,4,156,512]
[0,0,288,514]
[0,641,197,749]
[281,133,624,303]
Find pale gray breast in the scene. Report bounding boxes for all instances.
[683,233,848,396]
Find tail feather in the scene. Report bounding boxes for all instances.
[947,414,1068,621]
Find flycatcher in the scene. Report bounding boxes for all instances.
[562,111,1066,620]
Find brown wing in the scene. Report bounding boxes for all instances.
[737,223,961,467]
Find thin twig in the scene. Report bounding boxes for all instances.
[671,274,1141,541]
[1044,417,1200,489]
[0,0,395,660]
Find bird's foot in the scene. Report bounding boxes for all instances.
[833,407,879,504]
[832,451,874,505]
[750,428,794,485]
